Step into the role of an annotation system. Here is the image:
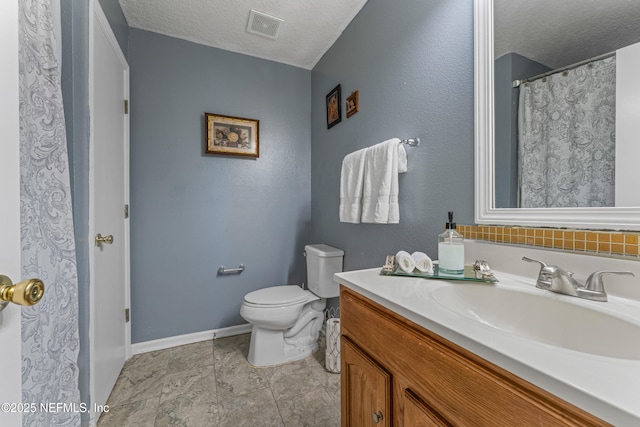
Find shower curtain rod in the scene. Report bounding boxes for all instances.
[512,51,616,88]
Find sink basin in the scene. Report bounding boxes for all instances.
[431,284,640,359]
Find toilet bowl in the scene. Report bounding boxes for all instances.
[240,244,344,367]
[241,286,325,366]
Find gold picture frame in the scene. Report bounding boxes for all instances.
[205,113,259,158]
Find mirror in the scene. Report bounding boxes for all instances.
[474,0,640,231]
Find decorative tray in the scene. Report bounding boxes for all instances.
[379,257,498,283]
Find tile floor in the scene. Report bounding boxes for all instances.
[97,334,341,426]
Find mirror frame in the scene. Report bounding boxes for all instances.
[474,0,640,231]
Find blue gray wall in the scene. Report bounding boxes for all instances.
[494,53,550,208]
[129,29,312,343]
[310,0,475,273]
[67,0,479,348]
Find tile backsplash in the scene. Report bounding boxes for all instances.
[458,225,640,259]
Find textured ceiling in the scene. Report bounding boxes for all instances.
[495,0,640,69]
[119,0,369,70]
[119,1,640,72]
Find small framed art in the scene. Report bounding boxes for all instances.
[346,90,359,118]
[326,84,342,129]
[205,113,259,158]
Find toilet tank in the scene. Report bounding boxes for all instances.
[305,244,344,298]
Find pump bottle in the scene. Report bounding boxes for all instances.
[438,211,464,274]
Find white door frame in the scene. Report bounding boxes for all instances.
[88,0,131,422]
[0,1,23,425]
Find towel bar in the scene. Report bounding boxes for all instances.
[400,138,420,147]
[218,265,245,275]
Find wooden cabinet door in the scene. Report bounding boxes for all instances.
[403,389,453,427]
[341,337,391,427]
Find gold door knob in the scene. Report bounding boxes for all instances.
[0,275,45,308]
[95,233,114,247]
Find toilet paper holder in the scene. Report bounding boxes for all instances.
[218,264,245,275]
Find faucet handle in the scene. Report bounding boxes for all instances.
[522,256,547,268]
[522,257,553,289]
[584,271,635,294]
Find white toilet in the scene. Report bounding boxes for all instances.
[240,244,344,367]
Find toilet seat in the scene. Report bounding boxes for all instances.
[243,285,309,307]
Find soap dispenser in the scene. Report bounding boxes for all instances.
[438,211,464,274]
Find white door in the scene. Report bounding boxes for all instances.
[0,2,23,426]
[90,0,130,418]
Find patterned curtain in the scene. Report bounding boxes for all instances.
[518,56,616,208]
[19,0,81,425]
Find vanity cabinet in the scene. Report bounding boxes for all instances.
[340,286,608,426]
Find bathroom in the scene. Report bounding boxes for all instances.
[3,0,640,425]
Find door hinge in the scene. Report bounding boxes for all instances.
[124,204,129,219]
[124,100,129,114]
[125,308,130,322]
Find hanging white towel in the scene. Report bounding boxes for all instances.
[361,138,406,224]
[339,147,367,223]
[391,141,407,222]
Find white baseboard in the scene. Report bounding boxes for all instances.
[131,323,253,355]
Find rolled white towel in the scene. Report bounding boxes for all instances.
[411,251,434,274]
[395,251,416,273]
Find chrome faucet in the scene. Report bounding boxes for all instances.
[522,257,635,302]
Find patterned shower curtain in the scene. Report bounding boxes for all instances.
[19,0,81,425]
[518,56,616,208]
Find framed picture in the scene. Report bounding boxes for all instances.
[326,84,342,129]
[205,113,259,158]
[346,90,359,118]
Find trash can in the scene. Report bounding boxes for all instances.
[325,317,341,373]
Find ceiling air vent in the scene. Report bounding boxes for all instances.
[246,9,284,40]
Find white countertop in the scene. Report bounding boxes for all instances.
[335,266,640,425]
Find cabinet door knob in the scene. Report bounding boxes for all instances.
[372,411,384,423]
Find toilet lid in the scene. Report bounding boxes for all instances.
[244,285,309,306]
